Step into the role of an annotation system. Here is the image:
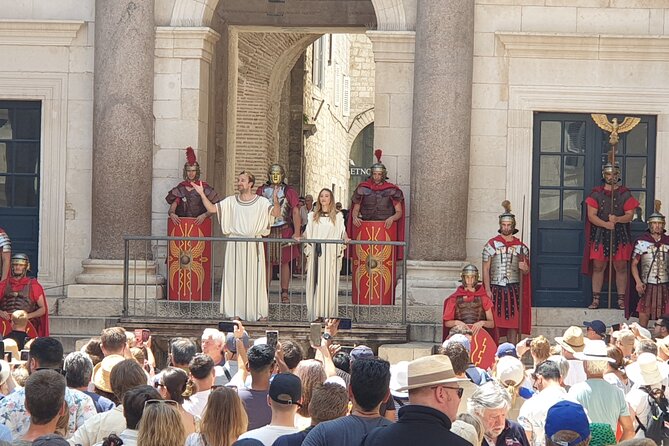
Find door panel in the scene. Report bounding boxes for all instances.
[531,113,656,307]
[0,101,41,273]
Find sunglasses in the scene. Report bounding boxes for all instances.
[432,385,464,399]
[144,399,178,409]
[153,382,165,389]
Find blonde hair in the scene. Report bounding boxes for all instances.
[137,402,186,446]
[312,188,337,224]
[530,336,550,363]
[130,347,146,365]
[11,311,28,329]
[200,387,248,446]
[457,413,485,445]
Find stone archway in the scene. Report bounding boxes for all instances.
[169,0,411,30]
[347,108,375,149]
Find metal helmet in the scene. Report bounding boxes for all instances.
[498,200,518,234]
[11,253,30,278]
[648,199,666,232]
[182,147,201,181]
[601,149,620,185]
[370,149,387,180]
[460,264,480,284]
[268,164,286,185]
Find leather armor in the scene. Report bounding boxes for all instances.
[1,282,37,314]
[454,297,485,324]
[355,186,403,221]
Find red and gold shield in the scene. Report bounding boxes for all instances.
[167,217,213,301]
[469,326,497,370]
[0,319,37,338]
[351,221,397,305]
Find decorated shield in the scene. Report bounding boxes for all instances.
[167,217,213,301]
[469,326,497,370]
[351,221,397,305]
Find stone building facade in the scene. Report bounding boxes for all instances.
[1,0,668,326]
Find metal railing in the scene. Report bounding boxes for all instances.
[122,235,408,324]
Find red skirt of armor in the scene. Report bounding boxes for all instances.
[636,283,669,321]
[589,242,634,261]
[491,283,520,329]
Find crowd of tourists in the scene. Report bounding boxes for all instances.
[1,317,669,446]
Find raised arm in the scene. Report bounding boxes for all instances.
[192,181,218,214]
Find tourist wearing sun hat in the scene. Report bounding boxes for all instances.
[567,340,634,441]
[362,355,471,446]
[555,326,587,387]
[492,355,527,421]
[92,354,125,396]
[624,352,669,439]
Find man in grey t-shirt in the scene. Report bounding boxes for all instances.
[302,359,392,446]
[239,344,277,430]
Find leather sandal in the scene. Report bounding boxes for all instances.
[617,295,625,310]
[588,294,600,310]
[281,289,290,304]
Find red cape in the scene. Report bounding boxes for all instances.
[347,180,406,259]
[625,232,669,319]
[487,235,532,335]
[0,276,49,337]
[442,284,491,341]
[581,185,635,276]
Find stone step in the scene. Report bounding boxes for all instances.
[378,342,435,364]
[67,284,164,299]
[48,316,109,336]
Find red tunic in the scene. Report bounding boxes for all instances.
[442,285,493,341]
[0,276,49,337]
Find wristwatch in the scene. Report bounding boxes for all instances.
[322,333,333,341]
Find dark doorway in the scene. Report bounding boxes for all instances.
[0,101,41,274]
[531,112,656,307]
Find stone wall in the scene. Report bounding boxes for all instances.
[303,33,376,203]
[466,0,669,264]
[0,0,95,291]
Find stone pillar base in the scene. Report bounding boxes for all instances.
[396,260,468,306]
[66,259,165,299]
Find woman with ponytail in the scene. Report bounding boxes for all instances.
[154,367,199,436]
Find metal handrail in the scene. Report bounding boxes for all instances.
[122,235,408,324]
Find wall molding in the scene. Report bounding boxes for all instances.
[0,20,83,46]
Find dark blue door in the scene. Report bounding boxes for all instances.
[531,113,656,307]
[0,101,41,274]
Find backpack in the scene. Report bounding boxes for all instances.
[635,385,669,445]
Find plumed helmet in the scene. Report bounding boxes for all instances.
[183,147,201,181]
[498,200,518,234]
[601,149,620,183]
[461,264,480,284]
[648,199,666,229]
[370,149,387,179]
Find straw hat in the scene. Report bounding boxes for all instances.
[626,353,669,386]
[397,355,468,391]
[389,361,409,398]
[574,340,615,362]
[92,354,125,393]
[555,326,586,354]
[2,339,25,365]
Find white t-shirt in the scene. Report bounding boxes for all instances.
[183,390,211,418]
[238,425,301,446]
[518,385,568,446]
[564,359,587,387]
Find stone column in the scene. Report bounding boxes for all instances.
[409,0,474,261]
[91,0,155,259]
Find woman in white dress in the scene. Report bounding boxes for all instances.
[304,188,348,321]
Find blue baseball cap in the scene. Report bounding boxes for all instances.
[545,401,590,445]
[496,342,518,358]
[584,320,607,337]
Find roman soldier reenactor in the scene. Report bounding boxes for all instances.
[482,201,531,344]
[629,200,669,327]
[442,264,495,341]
[582,151,638,310]
[0,228,10,281]
[257,163,301,303]
[348,150,405,304]
[0,253,48,337]
[166,146,221,224]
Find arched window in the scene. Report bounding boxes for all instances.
[348,123,374,197]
